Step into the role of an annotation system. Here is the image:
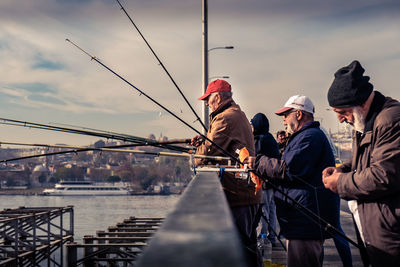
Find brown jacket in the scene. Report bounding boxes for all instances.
[337,92,400,266]
[195,99,261,207]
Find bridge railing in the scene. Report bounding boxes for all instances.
[136,172,247,267]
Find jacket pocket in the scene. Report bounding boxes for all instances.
[359,131,372,147]
[378,201,400,233]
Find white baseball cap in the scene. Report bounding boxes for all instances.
[275,95,315,115]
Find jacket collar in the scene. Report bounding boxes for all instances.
[364,91,386,133]
[209,98,235,119]
[288,121,320,142]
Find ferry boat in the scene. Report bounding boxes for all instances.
[42,181,130,196]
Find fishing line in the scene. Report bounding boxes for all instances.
[66,39,359,248]
[0,118,190,153]
[66,38,238,162]
[114,0,207,132]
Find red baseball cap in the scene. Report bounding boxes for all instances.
[198,79,231,100]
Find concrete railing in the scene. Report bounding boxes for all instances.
[136,172,247,267]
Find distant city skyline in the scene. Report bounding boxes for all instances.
[0,0,399,146]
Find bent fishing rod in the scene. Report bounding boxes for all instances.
[114,0,207,132]
[0,117,189,153]
[66,39,359,248]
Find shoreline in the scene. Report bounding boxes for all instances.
[0,188,44,195]
[0,188,181,196]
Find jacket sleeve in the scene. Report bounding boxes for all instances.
[255,154,283,179]
[337,121,400,201]
[256,132,323,181]
[338,161,352,173]
[194,115,232,165]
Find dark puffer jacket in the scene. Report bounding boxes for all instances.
[255,121,339,239]
[251,113,280,159]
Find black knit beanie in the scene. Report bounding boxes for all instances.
[328,60,373,108]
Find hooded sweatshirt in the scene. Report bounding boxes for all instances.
[251,113,280,159]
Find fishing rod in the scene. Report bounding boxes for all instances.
[0,139,190,150]
[66,39,238,160]
[0,120,188,153]
[0,142,228,164]
[47,122,194,150]
[0,139,190,164]
[66,39,359,248]
[0,117,190,153]
[49,121,144,140]
[114,0,207,132]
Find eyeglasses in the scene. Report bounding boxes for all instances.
[283,110,297,118]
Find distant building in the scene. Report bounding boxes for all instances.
[31,164,50,186]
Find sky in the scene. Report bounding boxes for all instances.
[0,0,399,147]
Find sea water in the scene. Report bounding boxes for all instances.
[0,194,180,265]
[0,194,180,241]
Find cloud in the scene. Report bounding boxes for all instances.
[8,82,55,93]
[27,94,66,105]
[32,55,66,71]
[0,0,399,145]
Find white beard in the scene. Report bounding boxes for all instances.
[353,106,366,133]
[286,120,298,134]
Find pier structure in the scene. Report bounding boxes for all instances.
[65,217,163,266]
[0,206,74,266]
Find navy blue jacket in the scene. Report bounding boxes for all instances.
[255,121,339,240]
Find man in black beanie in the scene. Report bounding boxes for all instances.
[323,60,400,267]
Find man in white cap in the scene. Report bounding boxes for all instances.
[250,95,339,267]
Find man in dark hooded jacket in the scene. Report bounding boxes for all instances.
[250,113,280,245]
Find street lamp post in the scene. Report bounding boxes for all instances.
[202,0,234,134]
[202,45,234,133]
[202,0,209,135]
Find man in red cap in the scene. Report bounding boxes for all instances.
[191,79,262,266]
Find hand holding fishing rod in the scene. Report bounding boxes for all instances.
[190,135,204,147]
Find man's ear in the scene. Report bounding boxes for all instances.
[216,93,222,104]
[296,110,303,121]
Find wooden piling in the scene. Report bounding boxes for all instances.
[66,241,77,267]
